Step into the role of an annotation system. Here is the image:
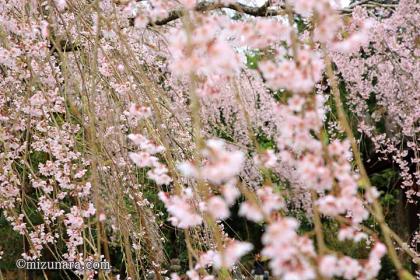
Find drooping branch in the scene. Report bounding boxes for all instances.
[148,1,285,26]
[58,0,397,52]
[146,0,399,26]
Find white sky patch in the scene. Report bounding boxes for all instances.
[336,0,352,8]
[341,0,352,8]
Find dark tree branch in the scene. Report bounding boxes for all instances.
[59,0,395,52]
[148,1,285,26]
[146,0,398,26]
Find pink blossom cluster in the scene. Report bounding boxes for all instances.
[333,0,420,202]
[319,242,387,279]
[259,49,324,93]
[262,217,316,279]
[178,139,244,184]
[121,0,408,278]
[0,0,99,272]
[158,188,202,228]
[128,105,172,186]
[170,239,253,279]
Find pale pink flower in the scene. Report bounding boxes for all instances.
[65,207,84,229]
[81,203,96,218]
[128,133,165,154]
[257,186,285,215]
[332,19,374,54]
[54,0,67,11]
[178,139,245,184]
[40,21,49,38]
[370,242,387,259]
[319,255,339,278]
[365,187,380,203]
[177,161,199,178]
[206,196,229,220]
[221,180,240,205]
[195,250,216,269]
[254,150,277,168]
[317,195,343,217]
[259,50,324,93]
[179,0,196,9]
[147,163,172,185]
[99,213,106,222]
[129,152,158,168]
[117,64,124,72]
[238,201,264,222]
[341,197,369,224]
[338,256,362,279]
[170,273,181,280]
[363,243,387,279]
[288,95,306,112]
[11,214,27,235]
[128,134,149,147]
[134,14,148,29]
[213,240,253,268]
[158,189,202,228]
[262,218,316,279]
[288,0,317,17]
[186,270,199,280]
[262,218,300,259]
[127,103,152,119]
[201,139,245,184]
[338,226,368,242]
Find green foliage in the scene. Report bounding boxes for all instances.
[245,51,262,70]
[378,256,398,280]
[370,168,400,216]
[288,209,313,235]
[0,213,23,270]
[294,16,307,34]
[323,220,370,259]
[256,131,275,150]
[29,150,49,172]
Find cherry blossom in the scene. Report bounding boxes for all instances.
[178,138,245,184]
[158,189,203,228]
[213,240,253,269]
